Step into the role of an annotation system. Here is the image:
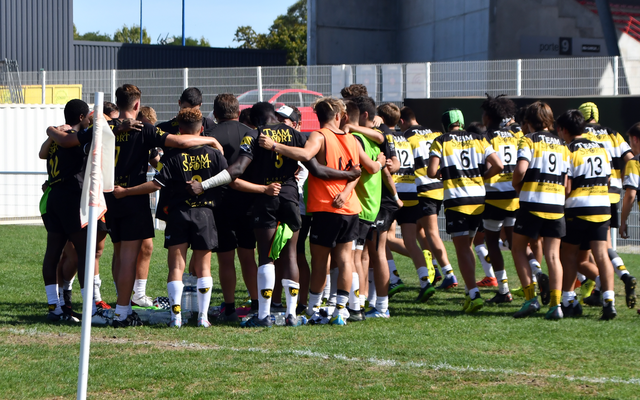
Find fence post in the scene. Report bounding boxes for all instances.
[613,56,619,95]
[257,66,263,102]
[426,62,431,99]
[183,68,189,90]
[111,70,116,103]
[41,69,46,104]
[516,59,522,96]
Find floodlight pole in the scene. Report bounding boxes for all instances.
[182,0,186,46]
[140,0,143,44]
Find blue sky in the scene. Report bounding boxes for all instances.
[73,0,296,48]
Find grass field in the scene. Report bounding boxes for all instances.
[0,224,639,399]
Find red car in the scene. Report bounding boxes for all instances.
[237,88,323,132]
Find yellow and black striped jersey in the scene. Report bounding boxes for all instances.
[508,123,524,140]
[565,138,611,222]
[484,128,519,211]
[409,126,444,201]
[430,130,495,215]
[582,124,632,204]
[623,154,640,197]
[517,131,570,220]
[389,132,418,206]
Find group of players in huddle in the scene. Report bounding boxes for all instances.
[39,82,640,328]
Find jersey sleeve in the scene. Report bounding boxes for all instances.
[615,132,632,158]
[77,127,93,146]
[482,137,496,158]
[238,130,259,160]
[623,156,640,190]
[385,134,397,155]
[430,136,443,159]
[153,153,174,188]
[517,136,533,163]
[149,126,168,148]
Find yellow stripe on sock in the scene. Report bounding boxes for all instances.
[524,283,536,301]
[550,290,561,307]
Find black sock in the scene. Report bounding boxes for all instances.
[251,299,258,311]
[225,302,236,315]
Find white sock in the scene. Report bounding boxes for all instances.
[376,295,389,314]
[469,287,480,299]
[576,272,586,283]
[333,292,349,317]
[197,277,213,321]
[417,266,430,288]
[133,279,147,297]
[63,277,74,291]
[322,273,331,299]
[58,286,64,304]
[257,263,275,320]
[45,284,62,314]
[93,274,102,302]
[595,276,601,291]
[611,256,629,279]
[495,269,509,294]
[167,280,184,315]
[307,291,323,316]
[388,259,400,284]
[114,304,128,321]
[529,259,542,275]
[359,294,366,309]
[475,244,495,278]
[368,268,377,306]
[328,268,339,306]
[349,272,360,310]
[128,301,132,316]
[602,290,615,306]
[441,264,453,274]
[282,279,300,317]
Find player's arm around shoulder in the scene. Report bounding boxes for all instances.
[46,125,79,148]
[259,129,323,162]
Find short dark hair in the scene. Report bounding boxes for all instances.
[344,100,360,124]
[64,99,89,126]
[555,110,585,137]
[481,94,514,125]
[627,122,640,140]
[400,106,416,123]
[313,97,346,125]
[214,93,239,120]
[239,108,253,127]
[103,101,118,115]
[352,96,376,121]
[524,101,555,132]
[340,84,368,100]
[378,103,400,127]
[115,84,141,110]
[177,107,203,133]
[180,87,203,106]
[250,102,276,127]
[465,122,486,135]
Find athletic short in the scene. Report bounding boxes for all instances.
[252,195,302,232]
[310,212,359,248]
[213,198,256,252]
[42,189,82,235]
[563,217,610,248]
[372,205,396,233]
[420,197,442,217]
[445,209,482,237]
[106,206,154,243]
[164,207,217,250]
[610,202,619,229]
[513,210,565,240]
[482,203,517,232]
[396,204,423,225]
[354,219,373,249]
[296,215,312,254]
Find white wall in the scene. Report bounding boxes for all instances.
[0,104,66,220]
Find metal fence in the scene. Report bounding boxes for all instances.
[5,56,640,247]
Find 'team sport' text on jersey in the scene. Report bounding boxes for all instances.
[565,138,611,223]
[582,124,632,204]
[409,126,444,201]
[517,131,570,220]
[430,130,495,215]
[484,128,519,211]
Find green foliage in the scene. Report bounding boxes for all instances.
[73,23,113,42]
[113,24,151,44]
[166,36,211,47]
[233,0,307,66]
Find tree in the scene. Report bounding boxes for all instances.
[113,24,151,44]
[73,24,113,42]
[233,0,307,66]
[167,36,211,47]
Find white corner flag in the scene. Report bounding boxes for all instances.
[77,93,115,400]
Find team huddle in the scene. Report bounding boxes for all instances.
[39,82,640,328]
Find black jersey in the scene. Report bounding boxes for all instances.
[238,123,307,203]
[47,129,87,192]
[154,145,228,212]
[156,116,216,137]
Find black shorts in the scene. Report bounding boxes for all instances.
[296,215,312,254]
[372,204,397,233]
[610,202,619,229]
[42,189,82,235]
[564,217,610,248]
[444,209,483,237]
[310,212,359,248]
[513,210,565,240]
[164,207,217,250]
[106,206,154,243]
[355,219,373,247]
[482,203,517,232]
[213,196,256,252]
[252,195,302,232]
[420,197,442,217]
[396,204,424,225]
